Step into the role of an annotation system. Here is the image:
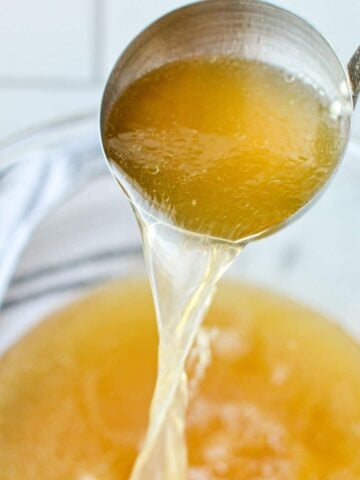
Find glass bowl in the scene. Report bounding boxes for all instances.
[0,113,359,354]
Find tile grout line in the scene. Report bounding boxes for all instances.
[0,0,105,90]
[0,78,99,90]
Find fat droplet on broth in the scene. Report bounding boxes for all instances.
[284,72,296,83]
[146,165,160,175]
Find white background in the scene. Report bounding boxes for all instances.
[0,0,359,141]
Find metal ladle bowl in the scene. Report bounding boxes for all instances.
[100,0,359,244]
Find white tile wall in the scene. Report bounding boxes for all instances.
[0,0,95,81]
[0,0,359,140]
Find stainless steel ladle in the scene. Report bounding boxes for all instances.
[100,0,359,244]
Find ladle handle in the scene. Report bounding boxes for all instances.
[348,46,360,107]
